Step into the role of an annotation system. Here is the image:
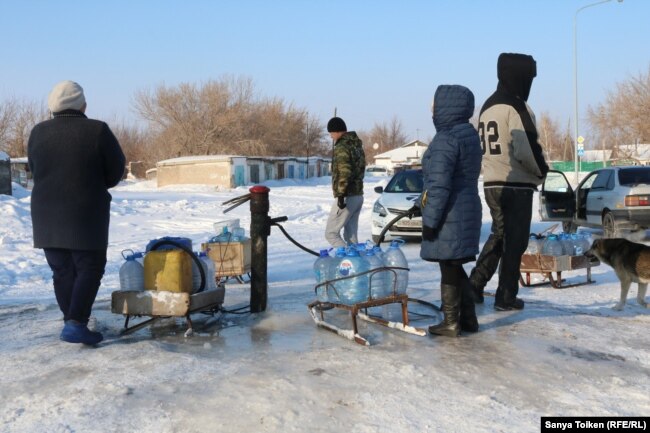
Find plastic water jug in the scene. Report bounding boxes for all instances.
[200,251,217,291]
[579,231,593,249]
[525,234,541,254]
[559,233,575,255]
[326,247,347,302]
[364,247,387,299]
[313,249,334,302]
[372,245,385,264]
[333,248,370,305]
[384,239,409,295]
[119,250,144,291]
[542,234,564,256]
[192,251,203,292]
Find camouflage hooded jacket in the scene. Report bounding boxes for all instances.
[331,131,365,197]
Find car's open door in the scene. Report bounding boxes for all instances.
[539,170,575,222]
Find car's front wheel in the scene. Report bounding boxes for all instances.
[602,211,619,238]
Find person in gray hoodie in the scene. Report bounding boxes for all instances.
[468,53,549,311]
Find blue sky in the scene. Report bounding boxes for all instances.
[1,0,647,145]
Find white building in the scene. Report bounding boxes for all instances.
[372,140,428,173]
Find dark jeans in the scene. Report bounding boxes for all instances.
[469,188,533,304]
[44,248,107,323]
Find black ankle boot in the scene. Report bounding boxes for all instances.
[459,280,479,333]
[429,284,460,337]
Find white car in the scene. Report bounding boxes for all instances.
[371,169,423,243]
[365,165,390,177]
[540,166,650,237]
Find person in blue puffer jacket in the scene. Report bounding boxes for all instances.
[418,84,483,337]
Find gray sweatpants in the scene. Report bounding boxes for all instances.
[325,195,364,248]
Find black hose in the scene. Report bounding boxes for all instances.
[271,222,319,256]
[375,213,409,247]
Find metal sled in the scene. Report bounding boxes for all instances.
[111,287,225,336]
[308,267,427,346]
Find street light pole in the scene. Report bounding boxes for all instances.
[573,0,622,184]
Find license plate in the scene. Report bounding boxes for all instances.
[396,219,422,228]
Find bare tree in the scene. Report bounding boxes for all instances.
[588,66,650,148]
[537,112,573,161]
[109,121,155,166]
[359,116,408,161]
[132,76,325,160]
[0,98,47,157]
[0,98,17,154]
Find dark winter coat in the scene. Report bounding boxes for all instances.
[28,110,125,250]
[480,53,549,190]
[419,85,482,262]
[331,131,365,197]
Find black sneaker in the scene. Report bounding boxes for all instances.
[494,298,525,311]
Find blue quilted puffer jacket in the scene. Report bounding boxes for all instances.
[419,84,482,262]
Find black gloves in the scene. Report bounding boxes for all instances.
[406,204,421,219]
[337,196,346,209]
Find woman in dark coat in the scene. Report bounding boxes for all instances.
[28,80,125,345]
[419,84,482,337]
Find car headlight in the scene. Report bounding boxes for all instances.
[373,201,387,217]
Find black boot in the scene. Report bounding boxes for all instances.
[429,284,460,337]
[468,277,484,304]
[459,280,479,333]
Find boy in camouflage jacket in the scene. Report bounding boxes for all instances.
[325,117,366,247]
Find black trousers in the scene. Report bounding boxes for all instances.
[43,248,107,323]
[439,260,469,287]
[469,187,533,303]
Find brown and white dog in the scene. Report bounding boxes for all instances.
[584,238,650,310]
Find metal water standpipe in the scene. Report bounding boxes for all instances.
[222,185,287,313]
[249,185,270,312]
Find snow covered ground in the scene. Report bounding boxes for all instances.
[0,176,648,433]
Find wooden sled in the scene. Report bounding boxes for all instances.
[111,287,225,336]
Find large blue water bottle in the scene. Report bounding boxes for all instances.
[525,234,540,254]
[119,249,144,291]
[328,247,347,303]
[542,234,564,256]
[200,251,218,291]
[364,247,387,299]
[313,249,333,302]
[334,248,370,304]
[384,239,409,295]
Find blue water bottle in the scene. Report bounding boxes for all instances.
[313,249,333,302]
[334,248,370,304]
[384,239,409,294]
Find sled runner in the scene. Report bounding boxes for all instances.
[308,267,427,346]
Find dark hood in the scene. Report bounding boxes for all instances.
[432,84,475,131]
[496,53,537,101]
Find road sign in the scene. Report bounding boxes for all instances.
[577,136,585,144]
[577,148,585,157]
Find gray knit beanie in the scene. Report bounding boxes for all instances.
[48,80,86,113]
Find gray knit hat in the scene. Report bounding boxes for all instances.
[48,80,86,112]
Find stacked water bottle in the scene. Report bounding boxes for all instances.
[119,249,145,291]
[526,231,593,257]
[191,250,218,292]
[312,240,409,306]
